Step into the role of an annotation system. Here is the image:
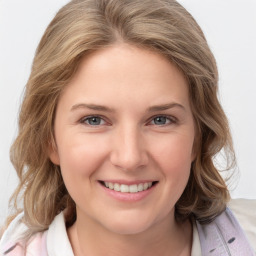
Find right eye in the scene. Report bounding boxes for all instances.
[81,116,107,126]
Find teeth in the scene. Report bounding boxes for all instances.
[103,182,154,193]
[138,183,143,192]
[114,183,120,191]
[109,183,114,189]
[120,184,129,193]
[143,183,149,190]
[129,184,138,193]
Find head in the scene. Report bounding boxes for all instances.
[9,0,235,233]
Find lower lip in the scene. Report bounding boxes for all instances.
[99,182,157,202]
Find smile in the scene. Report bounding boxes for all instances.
[100,181,158,193]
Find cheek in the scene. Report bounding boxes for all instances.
[56,134,109,178]
[154,131,194,162]
[146,134,194,220]
[56,135,110,204]
[152,133,194,183]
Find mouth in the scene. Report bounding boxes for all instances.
[99,181,158,193]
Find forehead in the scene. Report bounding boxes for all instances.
[58,44,190,111]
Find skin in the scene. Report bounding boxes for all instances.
[49,44,195,256]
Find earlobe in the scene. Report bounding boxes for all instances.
[48,140,60,165]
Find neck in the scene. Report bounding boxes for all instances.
[67,211,192,256]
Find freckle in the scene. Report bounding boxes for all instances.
[209,248,215,253]
[228,237,236,243]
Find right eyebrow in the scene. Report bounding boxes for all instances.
[70,103,115,113]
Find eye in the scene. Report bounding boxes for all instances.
[149,115,176,126]
[81,116,106,126]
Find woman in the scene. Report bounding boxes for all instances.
[0,0,255,255]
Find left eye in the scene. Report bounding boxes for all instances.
[82,116,106,126]
[150,116,173,125]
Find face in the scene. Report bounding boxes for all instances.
[50,44,196,235]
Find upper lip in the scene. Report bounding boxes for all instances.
[99,180,158,185]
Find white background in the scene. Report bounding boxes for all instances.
[0,0,255,226]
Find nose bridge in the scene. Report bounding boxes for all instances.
[110,123,147,171]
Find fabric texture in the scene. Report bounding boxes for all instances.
[0,199,255,256]
[197,207,255,255]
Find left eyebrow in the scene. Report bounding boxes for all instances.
[147,103,186,112]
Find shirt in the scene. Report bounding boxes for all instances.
[1,198,255,255]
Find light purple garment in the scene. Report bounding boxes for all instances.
[197,207,255,255]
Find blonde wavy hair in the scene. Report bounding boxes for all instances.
[6,0,235,234]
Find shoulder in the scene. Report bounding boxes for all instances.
[0,212,47,256]
[196,198,256,255]
[228,198,256,216]
[0,211,73,256]
[0,212,27,255]
[228,198,256,251]
[1,232,48,256]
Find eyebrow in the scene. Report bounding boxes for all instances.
[71,103,115,112]
[147,103,185,112]
[70,102,185,112]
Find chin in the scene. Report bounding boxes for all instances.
[101,213,158,235]
[106,222,151,235]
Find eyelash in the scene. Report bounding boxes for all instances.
[79,115,177,127]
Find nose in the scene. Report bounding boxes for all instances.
[110,125,148,171]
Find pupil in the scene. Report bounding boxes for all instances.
[154,116,166,125]
[89,117,101,125]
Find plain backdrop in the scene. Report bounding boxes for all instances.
[0,0,256,226]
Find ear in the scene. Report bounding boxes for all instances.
[48,140,60,165]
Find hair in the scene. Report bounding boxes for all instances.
[6,0,235,235]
